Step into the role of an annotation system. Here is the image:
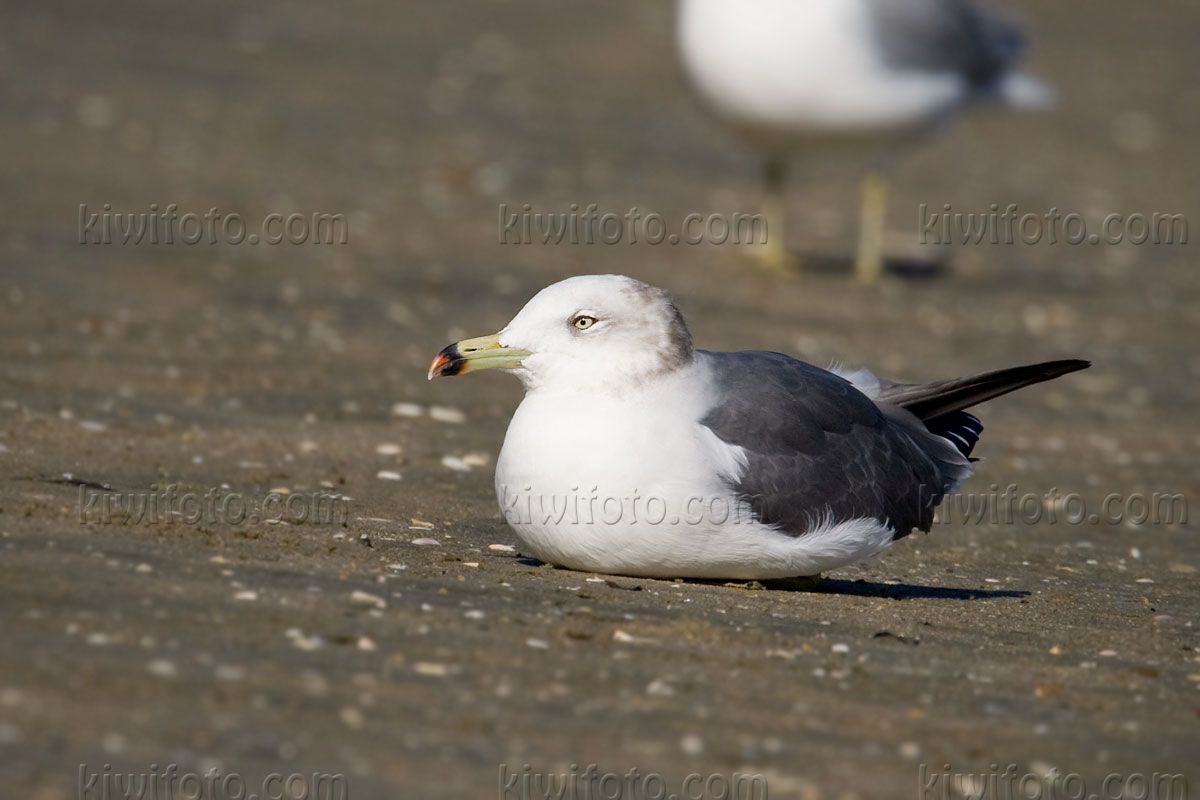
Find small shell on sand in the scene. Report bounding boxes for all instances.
[428,405,466,424]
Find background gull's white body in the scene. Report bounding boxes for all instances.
[677,0,964,151]
[677,0,1049,153]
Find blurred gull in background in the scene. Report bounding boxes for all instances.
[677,0,1052,281]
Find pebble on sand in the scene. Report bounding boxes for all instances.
[349,590,387,610]
[390,402,424,418]
[441,455,471,472]
[376,470,402,481]
[414,662,453,677]
[286,628,326,651]
[443,451,490,471]
[462,452,490,468]
[428,405,466,424]
[339,706,365,730]
[146,659,178,678]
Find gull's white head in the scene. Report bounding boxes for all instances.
[428,275,694,392]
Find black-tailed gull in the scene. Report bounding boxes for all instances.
[429,275,1087,579]
[677,0,1051,280]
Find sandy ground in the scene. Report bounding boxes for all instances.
[2,1,1199,798]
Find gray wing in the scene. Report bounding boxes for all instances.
[698,351,968,539]
[867,0,1026,90]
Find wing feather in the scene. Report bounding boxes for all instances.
[698,351,968,539]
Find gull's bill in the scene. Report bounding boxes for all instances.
[427,334,531,380]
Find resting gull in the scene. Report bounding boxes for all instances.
[429,275,1087,579]
[677,0,1052,280]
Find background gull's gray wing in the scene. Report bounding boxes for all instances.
[867,0,1026,91]
[698,351,970,539]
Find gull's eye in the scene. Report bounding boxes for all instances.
[571,315,598,331]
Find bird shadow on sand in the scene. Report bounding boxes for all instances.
[533,561,1027,600]
[762,576,1029,600]
[792,251,949,280]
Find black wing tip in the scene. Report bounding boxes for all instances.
[1007,358,1091,382]
[1041,358,1091,376]
[1018,358,1092,387]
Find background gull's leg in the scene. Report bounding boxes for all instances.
[755,156,795,272]
[855,170,890,283]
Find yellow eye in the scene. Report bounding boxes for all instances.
[572,315,597,330]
